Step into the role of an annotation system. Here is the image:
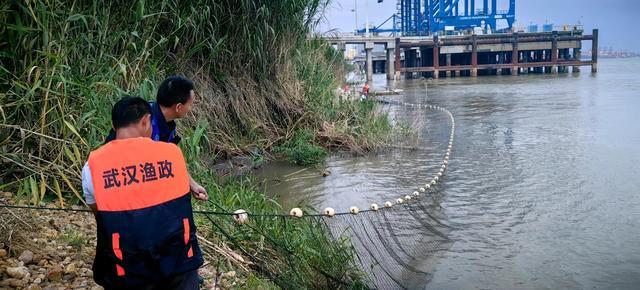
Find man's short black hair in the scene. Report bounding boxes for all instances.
[156,76,195,107]
[112,96,152,130]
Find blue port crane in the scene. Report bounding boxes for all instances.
[357,0,515,36]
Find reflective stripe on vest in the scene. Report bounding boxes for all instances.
[183,218,194,258]
[88,137,189,211]
[112,233,125,276]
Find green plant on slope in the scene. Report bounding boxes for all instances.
[274,130,328,166]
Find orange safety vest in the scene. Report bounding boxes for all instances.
[87,137,202,288]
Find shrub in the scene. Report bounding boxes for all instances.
[274,130,328,166]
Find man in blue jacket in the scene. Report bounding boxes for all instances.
[104,76,207,200]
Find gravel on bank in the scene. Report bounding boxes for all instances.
[0,195,239,290]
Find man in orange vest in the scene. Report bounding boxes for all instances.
[362,82,370,100]
[82,96,203,289]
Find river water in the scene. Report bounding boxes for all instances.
[259,58,640,289]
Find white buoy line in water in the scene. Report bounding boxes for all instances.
[232,99,455,224]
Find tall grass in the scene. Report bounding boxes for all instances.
[0,0,384,286]
[0,0,390,197]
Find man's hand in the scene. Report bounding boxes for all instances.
[189,174,209,200]
[190,182,209,201]
[189,176,209,201]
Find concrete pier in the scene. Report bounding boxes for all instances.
[591,29,598,73]
[336,42,346,58]
[551,31,558,74]
[511,33,519,75]
[446,53,452,77]
[386,42,395,80]
[471,35,478,77]
[394,37,401,79]
[365,41,373,82]
[433,35,440,79]
[327,28,597,80]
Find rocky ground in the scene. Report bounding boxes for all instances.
[0,195,240,290]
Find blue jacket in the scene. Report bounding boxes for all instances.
[105,102,181,144]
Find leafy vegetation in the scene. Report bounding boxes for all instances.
[59,227,88,251]
[274,130,328,166]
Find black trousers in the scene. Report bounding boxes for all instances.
[104,270,199,290]
[146,270,199,290]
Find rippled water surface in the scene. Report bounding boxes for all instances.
[259,58,640,289]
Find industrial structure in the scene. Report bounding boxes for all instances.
[358,0,516,36]
[333,0,597,81]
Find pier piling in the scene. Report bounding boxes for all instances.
[591,29,598,73]
[365,42,373,82]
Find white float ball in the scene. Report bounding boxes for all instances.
[233,209,248,225]
[405,195,412,201]
[370,203,379,211]
[425,184,431,189]
[350,206,359,214]
[323,207,335,217]
[419,187,426,192]
[396,198,404,204]
[384,201,393,208]
[290,207,303,217]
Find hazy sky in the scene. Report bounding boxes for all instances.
[320,0,640,52]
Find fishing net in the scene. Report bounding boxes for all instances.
[0,100,455,289]
[198,100,456,289]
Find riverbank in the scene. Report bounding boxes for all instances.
[0,1,385,288]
